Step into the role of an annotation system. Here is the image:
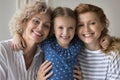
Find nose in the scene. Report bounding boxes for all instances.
[37,23,43,31]
[63,28,68,35]
[84,24,90,32]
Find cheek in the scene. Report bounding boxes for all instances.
[54,28,60,34]
[46,29,50,35]
[77,28,82,36]
[95,24,103,32]
[96,26,103,35]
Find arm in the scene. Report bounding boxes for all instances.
[73,65,82,80]
[11,33,26,50]
[0,44,8,80]
[101,36,120,53]
[106,52,120,80]
[100,34,111,50]
[36,60,53,80]
[0,63,7,80]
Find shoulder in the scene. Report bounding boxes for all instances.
[107,51,120,64]
[0,39,13,63]
[103,36,120,55]
[71,35,84,48]
[41,36,56,46]
[40,36,56,51]
[0,39,12,49]
[0,39,13,55]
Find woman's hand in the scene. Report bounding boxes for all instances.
[36,60,53,80]
[11,33,26,50]
[100,35,111,50]
[73,65,82,80]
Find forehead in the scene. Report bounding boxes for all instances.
[54,16,76,23]
[31,13,51,21]
[78,12,99,21]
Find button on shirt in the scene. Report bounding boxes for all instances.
[0,39,43,80]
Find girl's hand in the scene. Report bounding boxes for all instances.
[36,60,53,80]
[11,33,26,50]
[73,65,82,80]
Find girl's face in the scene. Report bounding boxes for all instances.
[77,12,103,46]
[54,16,76,48]
[23,13,51,44]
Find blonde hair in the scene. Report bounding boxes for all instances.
[9,1,52,36]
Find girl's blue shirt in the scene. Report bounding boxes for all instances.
[40,35,83,80]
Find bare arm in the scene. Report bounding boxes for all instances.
[11,33,26,50]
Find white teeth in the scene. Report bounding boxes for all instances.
[34,31,42,36]
[61,36,69,39]
[84,33,92,37]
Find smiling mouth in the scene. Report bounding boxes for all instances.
[33,30,43,37]
[83,33,94,38]
[61,36,70,40]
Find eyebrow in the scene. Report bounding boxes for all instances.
[33,17,51,23]
[33,17,41,20]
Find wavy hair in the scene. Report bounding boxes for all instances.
[9,1,52,36]
[75,3,109,39]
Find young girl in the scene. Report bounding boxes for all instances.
[12,7,83,80]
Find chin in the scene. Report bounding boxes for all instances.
[32,38,42,44]
[82,39,92,44]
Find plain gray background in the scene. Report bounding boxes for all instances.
[0,0,120,41]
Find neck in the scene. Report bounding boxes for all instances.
[22,35,37,70]
[85,42,100,51]
[23,42,37,70]
[22,33,38,56]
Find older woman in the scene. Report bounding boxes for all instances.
[0,1,52,80]
[75,3,120,80]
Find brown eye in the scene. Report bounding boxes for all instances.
[43,24,50,29]
[33,19,40,25]
[69,26,74,30]
[90,22,96,25]
[77,24,84,27]
[58,26,63,29]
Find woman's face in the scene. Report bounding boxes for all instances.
[77,12,103,45]
[23,13,51,44]
[54,16,76,48]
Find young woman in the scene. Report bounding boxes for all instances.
[75,3,120,80]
